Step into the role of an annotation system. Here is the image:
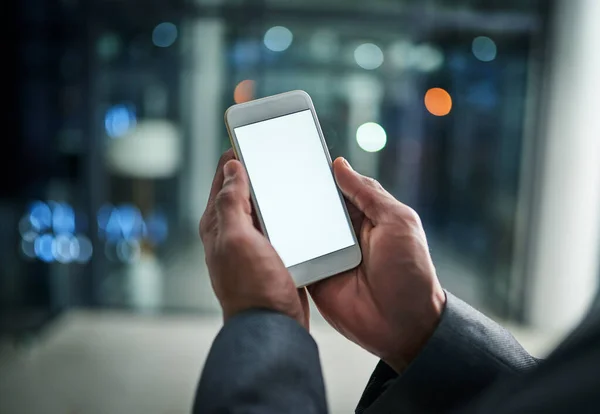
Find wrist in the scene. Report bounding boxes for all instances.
[385,287,446,373]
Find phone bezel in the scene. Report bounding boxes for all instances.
[224,90,362,287]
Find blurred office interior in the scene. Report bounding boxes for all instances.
[1,0,599,412]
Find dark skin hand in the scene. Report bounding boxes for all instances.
[200,150,445,372]
[309,158,445,373]
[199,149,310,329]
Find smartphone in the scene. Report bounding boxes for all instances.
[224,90,362,287]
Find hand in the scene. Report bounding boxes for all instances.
[309,158,446,372]
[200,150,310,329]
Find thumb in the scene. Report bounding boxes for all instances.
[215,160,253,228]
[333,157,390,223]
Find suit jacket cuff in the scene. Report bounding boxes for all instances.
[357,291,539,413]
[194,310,327,414]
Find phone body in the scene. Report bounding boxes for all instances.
[224,90,362,287]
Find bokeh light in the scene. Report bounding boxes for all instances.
[97,33,121,61]
[75,235,93,264]
[34,234,55,263]
[28,201,52,232]
[413,44,444,72]
[146,211,169,245]
[263,26,293,52]
[234,80,255,104]
[152,22,178,48]
[232,40,261,66]
[117,239,141,263]
[472,36,497,62]
[104,104,136,138]
[356,122,387,153]
[354,43,384,70]
[309,30,339,62]
[19,201,95,264]
[52,203,76,234]
[116,204,144,240]
[424,88,453,116]
[21,239,36,259]
[53,233,78,264]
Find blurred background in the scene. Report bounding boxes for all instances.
[1,0,600,412]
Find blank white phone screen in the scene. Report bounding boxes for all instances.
[234,109,355,268]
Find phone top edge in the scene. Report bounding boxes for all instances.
[225,90,314,130]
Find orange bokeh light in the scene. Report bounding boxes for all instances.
[424,87,452,116]
[234,80,255,104]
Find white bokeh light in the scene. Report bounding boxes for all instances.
[354,43,384,70]
[263,26,294,52]
[356,122,387,153]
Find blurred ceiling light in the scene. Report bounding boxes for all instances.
[152,22,178,48]
[105,104,137,138]
[263,26,293,52]
[425,88,453,116]
[356,122,387,153]
[234,80,255,104]
[354,43,384,70]
[412,44,444,72]
[472,36,497,62]
[309,30,339,62]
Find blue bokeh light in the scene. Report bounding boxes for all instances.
[146,211,169,245]
[52,203,76,235]
[75,235,93,264]
[472,36,497,62]
[231,40,261,66]
[117,204,144,240]
[34,234,55,263]
[97,204,114,231]
[54,233,76,264]
[152,22,178,48]
[28,201,52,232]
[21,238,36,259]
[104,104,136,138]
[104,208,122,242]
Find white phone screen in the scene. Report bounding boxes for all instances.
[234,109,355,267]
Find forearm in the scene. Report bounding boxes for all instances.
[358,292,539,413]
[193,310,327,414]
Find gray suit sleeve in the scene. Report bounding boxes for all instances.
[357,291,539,413]
[193,310,327,414]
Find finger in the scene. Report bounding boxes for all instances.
[215,159,253,228]
[208,149,236,205]
[200,149,236,239]
[333,157,390,223]
[344,197,364,237]
[298,287,310,330]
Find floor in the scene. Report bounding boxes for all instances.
[0,243,567,414]
[0,307,566,414]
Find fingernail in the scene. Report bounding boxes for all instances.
[223,161,236,178]
[342,158,353,170]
